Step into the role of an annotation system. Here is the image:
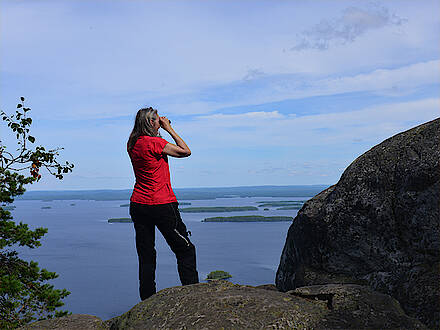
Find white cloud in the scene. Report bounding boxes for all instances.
[184,98,439,147]
[25,59,440,120]
[312,60,439,96]
[2,0,436,102]
[160,59,440,117]
[198,111,284,124]
[272,60,437,104]
[1,0,439,189]
[243,69,266,81]
[291,4,407,51]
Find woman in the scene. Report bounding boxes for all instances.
[127,107,199,300]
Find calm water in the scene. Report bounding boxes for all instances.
[11,196,308,320]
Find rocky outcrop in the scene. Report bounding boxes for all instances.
[289,283,426,330]
[21,281,426,329]
[106,280,425,329]
[276,118,440,329]
[20,314,107,329]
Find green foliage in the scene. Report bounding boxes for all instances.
[0,97,74,329]
[206,270,232,281]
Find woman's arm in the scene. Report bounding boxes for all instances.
[160,117,191,158]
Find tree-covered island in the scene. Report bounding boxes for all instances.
[276,206,303,210]
[179,206,258,213]
[108,218,132,223]
[202,215,293,222]
[206,270,232,281]
[257,201,305,208]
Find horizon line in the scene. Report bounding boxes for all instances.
[23,183,333,193]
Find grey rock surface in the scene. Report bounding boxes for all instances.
[289,283,426,330]
[20,314,107,329]
[18,282,426,329]
[106,280,425,330]
[276,118,440,329]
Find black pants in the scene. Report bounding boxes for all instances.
[129,201,199,300]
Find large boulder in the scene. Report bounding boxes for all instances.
[106,281,425,329]
[20,282,426,329]
[276,118,440,328]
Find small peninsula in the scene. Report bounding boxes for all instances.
[202,215,293,222]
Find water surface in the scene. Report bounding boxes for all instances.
[12,196,308,319]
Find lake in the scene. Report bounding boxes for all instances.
[11,196,309,320]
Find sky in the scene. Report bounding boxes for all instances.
[1,0,439,190]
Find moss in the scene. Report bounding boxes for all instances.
[206,270,232,281]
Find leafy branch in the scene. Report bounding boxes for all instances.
[1,97,73,328]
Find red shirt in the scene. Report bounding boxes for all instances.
[128,136,177,205]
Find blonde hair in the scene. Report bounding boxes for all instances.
[127,107,160,151]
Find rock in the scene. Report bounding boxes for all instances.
[106,280,425,329]
[289,283,427,330]
[254,283,279,291]
[276,118,440,329]
[20,314,107,329]
[18,282,426,329]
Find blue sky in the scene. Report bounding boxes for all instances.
[1,0,439,190]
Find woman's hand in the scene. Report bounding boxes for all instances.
[159,116,171,131]
[158,116,191,158]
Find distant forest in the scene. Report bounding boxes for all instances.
[17,185,329,201]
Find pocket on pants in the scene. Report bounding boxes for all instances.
[174,228,190,247]
[170,204,191,247]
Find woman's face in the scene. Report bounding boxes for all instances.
[150,113,160,133]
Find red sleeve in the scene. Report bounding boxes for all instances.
[152,137,168,155]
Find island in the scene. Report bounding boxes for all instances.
[108,218,132,223]
[179,206,258,213]
[258,200,305,204]
[206,270,232,281]
[202,215,293,222]
[41,206,52,209]
[257,201,305,208]
[276,206,303,210]
[120,202,191,207]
